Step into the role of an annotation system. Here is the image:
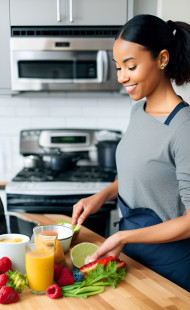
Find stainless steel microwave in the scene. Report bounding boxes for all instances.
[10,36,121,92]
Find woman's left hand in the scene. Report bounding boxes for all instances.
[89,232,124,262]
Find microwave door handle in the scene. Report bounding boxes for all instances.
[97,51,108,83]
[103,51,108,82]
[69,0,74,22]
[57,0,61,22]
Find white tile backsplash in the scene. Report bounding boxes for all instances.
[0,91,132,182]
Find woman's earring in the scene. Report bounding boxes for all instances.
[160,63,168,70]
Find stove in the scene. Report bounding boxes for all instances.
[7,165,116,195]
[12,165,116,183]
[6,129,121,237]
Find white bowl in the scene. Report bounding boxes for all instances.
[0,233,30,274]
[57,220,81,244]
[33,225,74,253]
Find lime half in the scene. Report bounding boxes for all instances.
[70,242,98,268]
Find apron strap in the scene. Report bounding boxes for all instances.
[164,101,187,125]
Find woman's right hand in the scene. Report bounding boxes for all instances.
[71,192,104,226]
[72,180,118,226]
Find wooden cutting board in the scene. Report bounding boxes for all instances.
[3,213,190,310]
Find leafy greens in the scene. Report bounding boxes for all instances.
[61,261,126,299]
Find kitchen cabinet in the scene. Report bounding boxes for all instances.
[133,0,157,15]
[10,0,128,26]
[0,0,11,94]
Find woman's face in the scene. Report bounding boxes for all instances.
[113,38,162,101]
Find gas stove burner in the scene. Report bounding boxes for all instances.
[12,165,116,183]
[13,167,58,182]
[59,165,116,182]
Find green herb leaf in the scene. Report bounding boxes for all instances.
[61,261,126,298]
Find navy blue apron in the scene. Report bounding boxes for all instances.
[116,193,190,292]
[115,102,190,291]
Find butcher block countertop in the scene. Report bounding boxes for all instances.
[5,213,190,310]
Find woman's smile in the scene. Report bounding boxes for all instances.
[124,84,138,93]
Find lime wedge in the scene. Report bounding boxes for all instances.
[70,242,98,268]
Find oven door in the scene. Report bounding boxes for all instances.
[6,193,116,237]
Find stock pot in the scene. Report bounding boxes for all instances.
[97,140,120,171]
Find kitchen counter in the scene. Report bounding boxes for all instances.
[4,213,190,310]
[0,182,6,189]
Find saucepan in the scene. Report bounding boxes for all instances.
[24,155,43,168]
[26,152,81,172]
[49,153,77,171]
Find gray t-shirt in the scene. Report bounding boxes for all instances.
[116,101,190,222]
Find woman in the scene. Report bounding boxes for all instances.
[72,14,190,291]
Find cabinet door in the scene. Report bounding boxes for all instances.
[10,0,65,26]
[69,0,127,25]
[10,0,127,26]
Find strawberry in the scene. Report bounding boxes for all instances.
[0,257,12,274]
[115,258,126,270]
[79,256,116,275]
[46,284,62,299]
[54,263,62,281]
[57,268,74,287]
[0,274,9,288]
[79,256,126,275]
[0,286,19,304]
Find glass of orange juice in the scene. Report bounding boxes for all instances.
[25,236,56,294]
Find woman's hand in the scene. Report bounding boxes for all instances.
[71,192,104,226]
[72,180,118,226]
[89,210,190,263]
[89,232,124,262]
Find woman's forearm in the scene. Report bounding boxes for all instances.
[97,179,118,204]
[119,210,190,245]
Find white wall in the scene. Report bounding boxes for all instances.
[0,92,132,182]
[157,0,190,103]
[157,0,190,23]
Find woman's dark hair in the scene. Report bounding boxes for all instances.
[116,14,190,86]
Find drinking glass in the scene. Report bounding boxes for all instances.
[25,236,56,294]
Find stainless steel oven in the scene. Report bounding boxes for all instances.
[10,34,121,92]
[6,129,121,237]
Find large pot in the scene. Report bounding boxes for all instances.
[97,140,120,171]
